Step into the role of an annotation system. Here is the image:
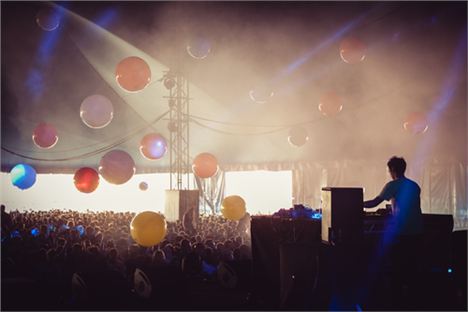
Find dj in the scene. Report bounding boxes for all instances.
[363,156,424,306]
[363,156,423,236]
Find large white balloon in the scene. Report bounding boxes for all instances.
[80,95,114,129]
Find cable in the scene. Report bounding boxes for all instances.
[2,110,169,162]
[189,118,289,136]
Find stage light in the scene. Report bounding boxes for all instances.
[164,77,176,90]
[167,121,178,132]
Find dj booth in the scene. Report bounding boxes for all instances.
[250,187,454,309]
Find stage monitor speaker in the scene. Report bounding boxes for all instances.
[164,190,199,223]
[321,187,363,245]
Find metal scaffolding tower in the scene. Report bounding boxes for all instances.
[165,71,191,190]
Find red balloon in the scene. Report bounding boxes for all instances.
[99,150,136,185]
[140,133,167,160]
[32,122,58,149]
[115,56,151,92]
[339,37,367,64]
[403,112,429,134]
[74,167,99,193]
[318,92,343,117]
[192,153,218,178]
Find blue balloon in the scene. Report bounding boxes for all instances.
[10,164,37,190]
[31,228,40,237]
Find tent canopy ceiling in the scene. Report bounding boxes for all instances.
[1,1,467,173]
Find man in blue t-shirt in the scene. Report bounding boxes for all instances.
[363,156,423,236]
[363,156,423,307]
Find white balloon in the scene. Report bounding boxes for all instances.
[36,8,60,31]
[186,37,211,60]
[80,95,114,129]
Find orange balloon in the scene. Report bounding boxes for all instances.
[192,153,218,178]
[115,56,151,92]
[339,37,366,64]
[130,211,166,247]
[318,92,343,117]
[403,112,429,134]
[221,195,246,221]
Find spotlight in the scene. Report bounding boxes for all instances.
[168,121,178,132]
[168,98,176,109]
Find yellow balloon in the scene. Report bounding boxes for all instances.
[221,195,246,221]
[130,211,166,247]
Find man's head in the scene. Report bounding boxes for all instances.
[387,156,406,179]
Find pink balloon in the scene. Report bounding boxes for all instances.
[403,112,429,134]
[339,37,367,64]
[318,92,343,117]
[139,181,148,191]
[32,122,58,149]
[139,133,167,160]
[80,95,114,129]
[288,127,309,147]
[99,150,136,185]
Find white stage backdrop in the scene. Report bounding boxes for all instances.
[1,159,466,230]
[0,171,293,216]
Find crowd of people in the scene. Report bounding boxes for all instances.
[1,205,253,310]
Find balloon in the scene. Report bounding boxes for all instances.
[36,8,60,31]
[318,92,343,117]
[115,56,151,92]
[80,95,114,129]
[139,181,148,191]
[187,37,211,60]
[31,228,40,237]
[164,77,176,90]
[32,122,58,149]
[403,112,429,134]
[288,127,309,147]
[192,153,218,178]
[221,195,246,221]
[130,211,166,247]
[10,164,37,190]
[99,150,135,185]
[74,167,99,193]
[140,133,167,160]
[249,88,274,104]
[339,37,367,64]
